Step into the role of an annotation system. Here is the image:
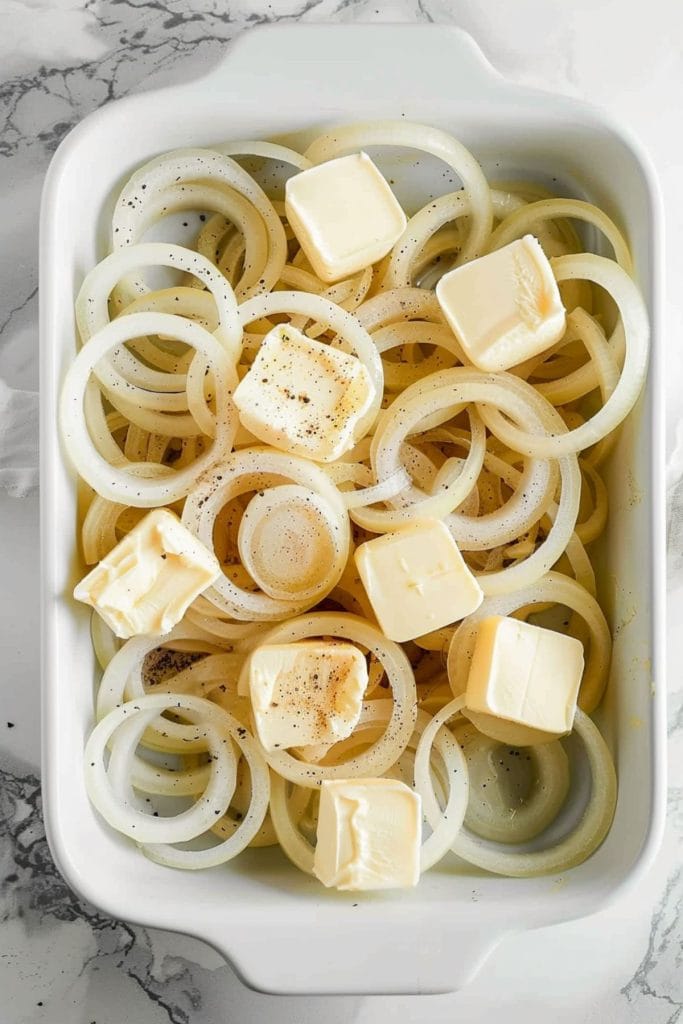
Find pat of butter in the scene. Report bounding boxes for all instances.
[233,324,374,462]
[313,778,421,891]
[435,235,566,372]
[464,616,584,746]
[74,509,221,639]
[354,518,483,643]
[285,152,407,282]
[248,641,367,752]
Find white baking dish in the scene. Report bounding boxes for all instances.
[40,24,666,995]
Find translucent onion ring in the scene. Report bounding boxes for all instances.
[449,709,617,877]
[182,448,350,621]
[368,370,581,597]
[81,463,174,564]
[212,769,311,851]
[76,241,242,374]
[84,693,238,844]
[130,755,211,798]
[111,147,287,299]
[351,406,487,532]
[110,288,211,387]
[96,624,235,753]
[82,389,130,465]
[339,466,411,510]
[91,611,120,670]
[143,712,271,870]
[414,700,470,871]
[118,182,270,300]
[237,484,347,603]
[239,612,417,787]
[382,188,525,291]
[366,370,557,547]
[446,571,612,714]
[123,424,150,461]
[575,460,609,546]
[104,689,271,866]
[196,213,236,274]
[535,308,621,408]
[289,267,374,337]
[373,321,463,391]
[279,264,325,293]
[185,598,267,643]
[452,720,571,845]
[269,773,316,874]
[60,312,236,507]
[487,198,633,273]
[355,287,443,333]
[216,140,312,171]
[144,652,246,699]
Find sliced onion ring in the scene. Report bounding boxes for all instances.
[414,700,470,871]
[112,147,287,301]
[84,693,238,844]
[452,720,571,845]
[60,312,237,507]
[144,713,271,870]
[449,709,617,877]
[182,448,350,621]
[237,484,347,602]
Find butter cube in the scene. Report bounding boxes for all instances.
[313,778,421,891]
[232,324,374,462]
[464,616,584,746]
[354,518,483,643]
[74,509,220,639]
[285,152,407,282]
[435,235,566,372]
[248,641,367,752]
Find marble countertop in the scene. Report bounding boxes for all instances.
[1,1,681,1021]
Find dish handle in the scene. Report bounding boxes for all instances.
[188,23,502,106]
[198,913,508,995]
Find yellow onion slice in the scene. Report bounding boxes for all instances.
[238,484,348,603]
[60,312,236,506]
[182,448,350,621]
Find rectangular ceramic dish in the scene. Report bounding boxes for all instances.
[40,24,666,995]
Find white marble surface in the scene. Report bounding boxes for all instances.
[1,1,682,1021]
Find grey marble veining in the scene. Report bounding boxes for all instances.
[1,1,682,1021]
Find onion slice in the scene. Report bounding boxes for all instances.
[60,312,237,507]
[450,710,617,877]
